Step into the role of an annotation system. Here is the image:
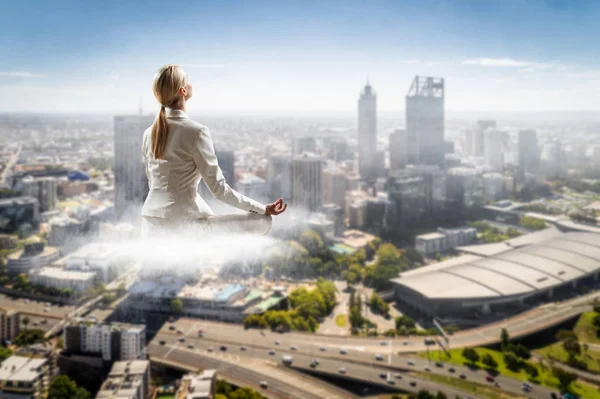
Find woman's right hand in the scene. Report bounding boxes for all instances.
[265,198,287,216]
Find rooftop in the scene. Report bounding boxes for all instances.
[0,356,47,383]
[393,230,600,300]
[30,266,96,281]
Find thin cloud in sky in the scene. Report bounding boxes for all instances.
[462,58,559,69]
[0,71,47,78]
[108,74,120,80]
[178,63,232,68]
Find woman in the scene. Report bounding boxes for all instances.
[141,64,287,238]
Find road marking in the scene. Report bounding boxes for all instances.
[165,342,178,358]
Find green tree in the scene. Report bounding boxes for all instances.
[0,346,12,362]
[552,367,577,393]
[556,330,578,342]
[14,273,29,289]
[48,375,90,399]
[368,292,390,315]
[299,230,324,256]
[395,315,416,330]
[503,352,523,372]
[481,353,498,370]
[170,298,183,314]
[21,316,30,330]
[364,243,405,289]
[14,329,45,346]
[563,338,581,357]
[519,216,547,231]
[461,348,480,364]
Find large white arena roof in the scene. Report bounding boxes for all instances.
[392,230,600,300]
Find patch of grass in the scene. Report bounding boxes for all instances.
[416,372,527,399]
[335,314,347,328]
[421,347,596,399]
[537,342,600,373]
[574,312,600,344]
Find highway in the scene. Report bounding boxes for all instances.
[0,143,21,186]
[149,331,481,399]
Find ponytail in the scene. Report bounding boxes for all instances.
[151,106,169,159]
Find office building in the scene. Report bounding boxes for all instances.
[237,173,269,202]
[322,168,347,209]
[518,129,540,177]
[65,243,127,283]
[0,356,50,399]
[291,153,323,212]
[267,155,292,200]
[20,176,57,213]
[545,140,563,177]
[484,130,505,170]
[6,239,60,275]
[96,360,150,399]
[389,129,407,170]
[358,82,378,181]
[446,167,483,208]
[29,267,96,293]
[467,120,497,157]
[292,136,317,156]
[64,322,146,362]
[0,309,19,343]
[320,203,344,236]
[0,197,39,234]
[482,173,505,201]
[415,227,477,257]
[405,76,445,165]
[176,370,217,399]
[328,138,351,162]
[114,114,154,220]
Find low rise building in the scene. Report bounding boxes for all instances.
[0,356,50,399]
[176,370,217,399]
[65,243,127,282]
[29,267,96,293]
[6,240,60,275]
[96,360,150,399]
[415,227,477,257]
[64,322,146,362]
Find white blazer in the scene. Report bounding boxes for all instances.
[141,108,266,220]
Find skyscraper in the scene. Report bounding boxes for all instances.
[518,129,540,176]
[484,130,505,171]
[292,153,323,212]
[20,176,57,213]
[389,129,407,170]
[405,76,445,165]
[358,82,377,182]
[322,167,347,208]
[268,155,292,200]
[114,114,154,220]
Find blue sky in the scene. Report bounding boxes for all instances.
[1,0,599,113]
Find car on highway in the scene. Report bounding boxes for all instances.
[311,359,320,366]
[522,382,532,392]
[380,341,388,346]
[435,361,444,367]
[379,373,387,379]
[424,366,430,371]
[178,337,185,343]
[394,373,402,379]
[40,319,47,324]
[448,367,455,373]
[176,329,183,335]
[387,379,395,385]
[407,359,416,366]
[168,325,176,330]
[187,344,194,349]
[459,373,466,379]
[45,302,51,307]
[275,340,280,345]
[240,346,247,351]
[338,367,346,374]
[340,348,347,355]
[207,347,214,352]
[159,340,166,345]
[375,354,384,361]
[268,350,275,356]
[485,374,495,382]
[259,381,268,389]
[281,355,293,365]
[409,381,416,387]
[219,346,227,351]
[402,340,408,345]
[43,307,49,313]
[290,345,298,351]
[319,346,326,352]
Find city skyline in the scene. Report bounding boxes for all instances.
[2,0,600,114]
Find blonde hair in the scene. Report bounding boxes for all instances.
[150,64,187,159]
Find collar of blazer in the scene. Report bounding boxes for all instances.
[165,108,189,119]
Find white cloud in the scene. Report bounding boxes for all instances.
[178,63,231,68]
[462,58,559,69]
[0,71,47,78]
[108,74,120,80]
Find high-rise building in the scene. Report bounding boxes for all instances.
[114,115,154,220]
[389,129,407,170]
[0,196,39,234]
[96,360,150,399]
[406,76,445,165]
[20,176,57,213]
[484,130,505,171]
[482,172,505,201]
[0,308,19,342]
[64,322,146,362]
[321,168,347,208]
[518,129,540,176]
[291,153,323,212]
[358,82,378,181]
[292,137,317,155]
[237,173,269,202]
[267,155,292,200]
